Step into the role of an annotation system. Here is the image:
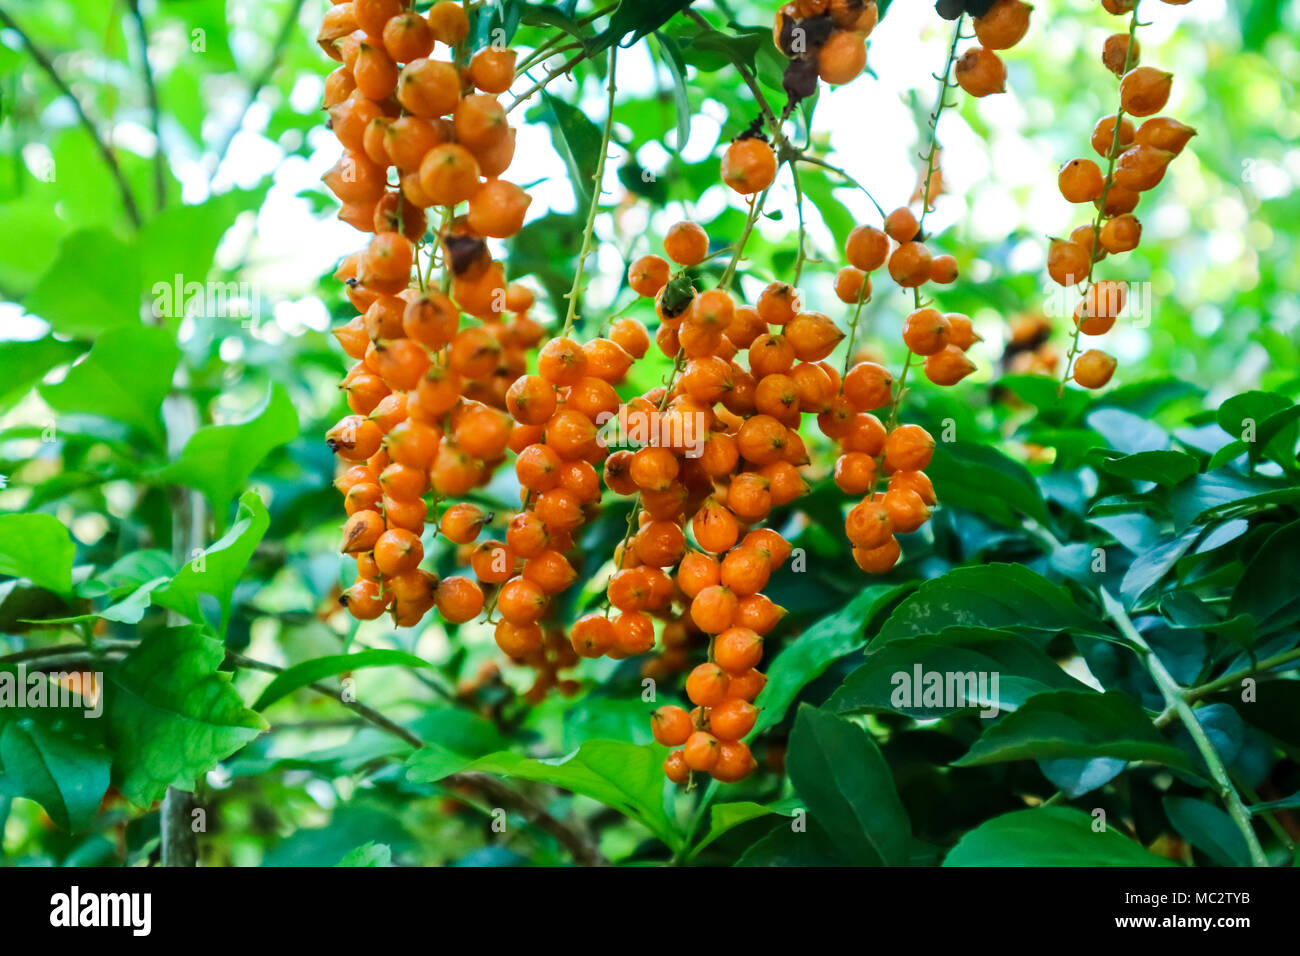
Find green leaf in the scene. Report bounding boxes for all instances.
[829,627,1089,718]
[139,192,266,309]
[153,491,270,635]
[0,337,85,412]
[404,710,511,782]
[654,33,692,156]
[928,440,1051,526]
[1088,407,1169,454]
[419,739,680,850]
[689,797,801,860]
[1163,796,1250,867]
[0,513,75,594]
[753,583,905,735]
[105,626,266,806]
[944,807,1176,866]
[736,816,854,866]
[1098,450,1199,487]
[1169,470,1300,530]
[786,706,910,865]
[543,92,603,210]
[151,385,298,525]
[336,842,393,867]
[253,650,434,711]
[24,229,143,336]
[952,690,1193,771]
[38,325,180,447]
[589,0,694,54]
[874,564,1111,647]
[0,715,110,831]
[1230,518,1300,634]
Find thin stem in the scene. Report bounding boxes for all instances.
[126,0,166,211]
[560,44,618,339]
[839,272,872,384]
[0,8,143,228]
[790,160,809,286]
[506,50,586,113]
[1059,3,1142,395]
[798,155,887,221]
[915,15,963,234]
[717,182,771,291]
[1100,588,1269,867]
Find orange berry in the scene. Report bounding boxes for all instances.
[929,254,959,284]
[1047,238,1090,287]
[923,345,977,386]
[714,626,763,674]
[434,575,484,623]
[341,577,391,620]
[901,307,952,356]
[711,740,756,783]
[756,281,801,326]
[628,255,670,297]
[853,536,901,573]
[834,266,871,304]
[945,312,980,350]
[973,0,1032,49]
[842,412,887,456]
[1058,158,1105,203]
[690,585,739,634]
[884,206,919,243]
[734,593,786,634]
[663,221,709,266]
[691,499,740,554]
[418,143,481,206]
[522,549,577,595]
[1092,113,1136,158]
[571,613,616,658]
[328,414,384,462]
[887,241,933,288]
[817,29,866,85]
[1099,213,1141,254]
[881,488,931,534]
[1102,32,1139,76]
[785,311,845,362]
[677,550,721,598]
[373,528,423,576]
[845,225,889,271]
[396,57,461,118]
[888,469,936,506]
[439,503,488,544]
[1119,67,1173,117]
[1073,348,1117,389]
[664,749,691,784]
[613,610,656,656]
[708,698,758,741]
[468,46,516,94]
[834,451,877,495]
[726,668,767,703]
[1134,116,1196,156]
[341,509,385,554]
[652,705,695,747]
[721,137,778,194]
[685,664,730,708]
[683,731,721,771]
[497,575,548,625]
[883,423,935,472]
[843,361,893,410]
[719,547,771,597]
[955,46,1006,97]
[427,1,470,45]
[537,336,587,386]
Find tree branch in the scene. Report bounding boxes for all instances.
[126,0,166,211]
[0,7,143,228]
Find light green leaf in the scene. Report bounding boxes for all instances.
[253,650,434,711]
[0,513,75,594]
[152,385,298,525]
[689,797,801,860]
[336,842,393,867]
[153,491,269,635]
[24,229,143,336]
[0,337,85,412]
[38,325,180,447]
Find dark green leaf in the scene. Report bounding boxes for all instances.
[944,807,1176,866]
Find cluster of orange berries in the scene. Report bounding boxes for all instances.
[773,0,879,92]
[321,0,556,634]
[830,207,977,571]
[952,0,1033,98]
[1047,3,1195,389]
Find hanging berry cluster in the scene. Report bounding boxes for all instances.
[1049,0,1194,390]
[320,0,544,632]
